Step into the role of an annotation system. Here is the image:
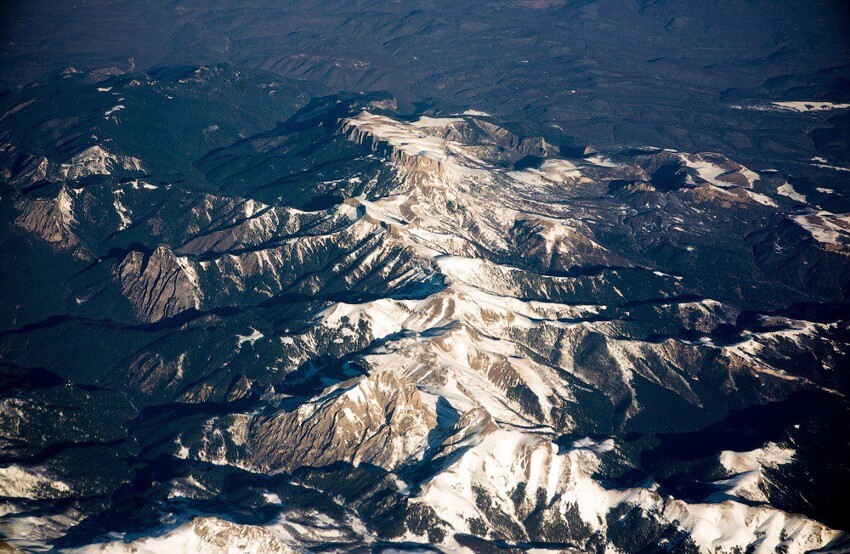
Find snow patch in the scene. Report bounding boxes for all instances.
[237,328,265,345]
[771,101,850,113]
[461,109,491,117]
[104,105,125,117]
[0,465,71,499]
[792,211,850,247]
[777,183,806,203]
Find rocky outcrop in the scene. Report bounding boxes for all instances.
[14,186,81,253]
[115,246,203,322]
[249,371,436,472]
[55,145,143,181]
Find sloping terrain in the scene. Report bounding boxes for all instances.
[0,68,848,552]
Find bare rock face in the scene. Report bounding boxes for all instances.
[14,186,81,253]
[341,112,487,186]
[55,145,143,181]
[249,371,436,473]
[115,246,203,322]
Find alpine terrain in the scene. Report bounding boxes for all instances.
[1,1,849,553]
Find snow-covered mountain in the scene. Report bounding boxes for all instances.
[0,69,848,553]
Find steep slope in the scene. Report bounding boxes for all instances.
[0,73,848,553]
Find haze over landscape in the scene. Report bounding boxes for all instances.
[1,1,850,552]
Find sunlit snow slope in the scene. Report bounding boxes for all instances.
[1,71,848,553]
